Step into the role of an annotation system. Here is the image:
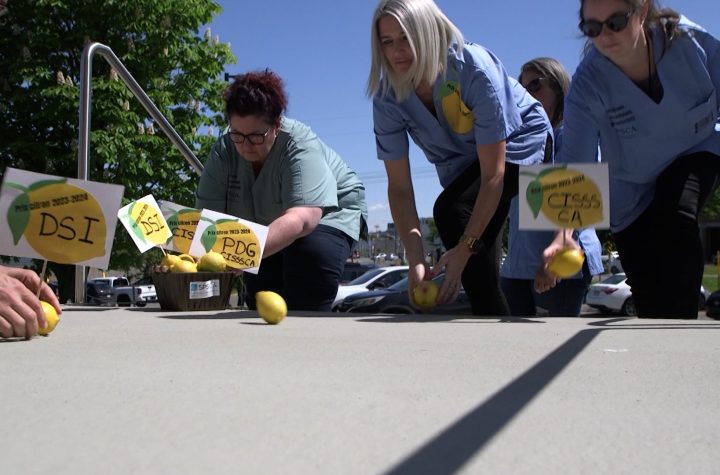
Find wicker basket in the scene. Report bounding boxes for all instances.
[152,272,236,311]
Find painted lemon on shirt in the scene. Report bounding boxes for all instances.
[438,80,473,134]
[523,166,604,228]
[256,291,287,324]
[7,180,106,263]
[548,248,585,278]
[37,300,60,336]
[200,218,261,270]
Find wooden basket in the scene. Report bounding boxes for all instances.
[152,272,236,311]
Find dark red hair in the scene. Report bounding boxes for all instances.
[223,69,288,128]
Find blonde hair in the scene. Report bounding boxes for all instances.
[367,0,464,101]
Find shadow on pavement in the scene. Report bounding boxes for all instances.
[384,319,720,474]
[354,314,545,324]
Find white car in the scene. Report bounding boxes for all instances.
[586,273,709,316]
[332,266,409,309]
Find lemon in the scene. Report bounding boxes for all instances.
[170,260,197,273]
[412,280,439,309]
[177,253,196,264]
[197,251,227,272]
[256,291,287,324]
[548,248,585,278]
[161,254,181,268]
[37,301,60,336]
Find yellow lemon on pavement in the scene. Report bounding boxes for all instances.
[37,301,60,336]
[256,291,287,324]
[548,248,585,278]
[197,251,227,272]
[170,260,197,273]
[412,280,440,309]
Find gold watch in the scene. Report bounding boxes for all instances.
[460,234,483,254]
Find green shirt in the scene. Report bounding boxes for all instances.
[196,118,368,241]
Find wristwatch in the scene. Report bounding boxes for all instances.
[460,234,483,254]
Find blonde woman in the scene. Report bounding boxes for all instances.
[367,0,552,315]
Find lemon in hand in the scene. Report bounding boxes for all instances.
[412,280,439,309]
[256,291,287,324]
[37,301,60,336]
[548,248,585,278]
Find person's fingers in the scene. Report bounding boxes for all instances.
[0,304,27,338]
[0,314,15,338]
[37,283,61,315]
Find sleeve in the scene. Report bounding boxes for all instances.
[694,28,720,113]
[372,96,409,161]
[465,66,520,145]
[195,140,229,213]
[555,73,603,165]
[281,138,338,210]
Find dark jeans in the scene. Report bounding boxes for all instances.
[613,152,720,319]
[434,161,519,316]
[243,224,352,312]
[500,260,593,317]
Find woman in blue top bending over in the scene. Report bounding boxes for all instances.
[544,0,720,318]
[501,58,604,317]
[367,0,552,316]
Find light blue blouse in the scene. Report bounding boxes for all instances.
[559,17,720,232]
[373,42,551,188]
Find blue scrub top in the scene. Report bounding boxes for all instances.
[373,42,551,188]
[559,17,720,232]
[501,126,604,280]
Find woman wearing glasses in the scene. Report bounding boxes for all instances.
[368,0,552,316]
[196,70,368,311]
[500,58,603,317]
[545,0,720,318]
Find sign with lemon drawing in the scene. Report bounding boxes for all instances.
[157,200,201,255]
[117,194,172,253]
[518,163,610,230]
[189,209,268,274]
[0,167,124,268]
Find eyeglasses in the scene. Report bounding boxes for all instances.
[523,77,547,93]
[228,128,271,145]
[579,10,634,38]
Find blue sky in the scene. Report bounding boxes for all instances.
[209,0,719,233]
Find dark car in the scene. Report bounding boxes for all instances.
[336,273,472,315]
[705,290,720,319]
[340,262,377,284]
[85,281,114,306]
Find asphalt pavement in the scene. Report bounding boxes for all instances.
[2,306,719,474]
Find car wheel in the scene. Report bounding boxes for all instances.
[622,298,637,316]
[117,296,131,307]
[135,301,147,307]
[698,294,706,311]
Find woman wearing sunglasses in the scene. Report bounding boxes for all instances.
[196,70,368,311]
[367,0,552,316]
[544,0,720,318]
[500,58,604,317]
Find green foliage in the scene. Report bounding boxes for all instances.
[0,0,236,289]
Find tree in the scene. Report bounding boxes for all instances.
[0,0,235,302]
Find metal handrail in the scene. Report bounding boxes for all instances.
[75,42,204,304]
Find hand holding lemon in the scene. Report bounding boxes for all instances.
[548,248,585,278]
[0,266,61,339]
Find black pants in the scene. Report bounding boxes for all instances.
[613,152,720,319]
[243,224,353,312]
[434,161,519,316]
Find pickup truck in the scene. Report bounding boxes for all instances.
[87,276,157,307]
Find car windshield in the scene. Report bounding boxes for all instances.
[600,274,626,285]
[91,282,110,291]
[386,273,445,292]
[347,268,385,285]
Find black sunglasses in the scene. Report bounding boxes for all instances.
[523,77,546,93]
[579,10,634,38]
